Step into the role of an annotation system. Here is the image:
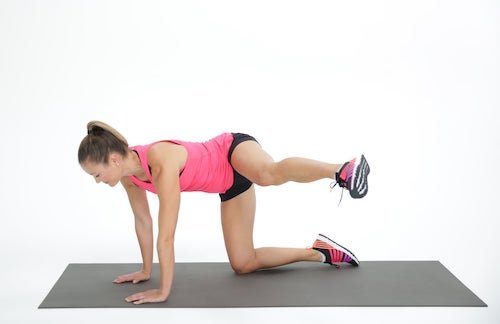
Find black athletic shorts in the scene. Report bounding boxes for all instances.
[219,133,258,202]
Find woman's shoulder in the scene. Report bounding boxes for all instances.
[148,141,188,170]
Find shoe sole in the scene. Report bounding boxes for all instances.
[350,154,370,199]
[318,233,360,266]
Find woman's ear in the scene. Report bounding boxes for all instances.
[109,153,121,167]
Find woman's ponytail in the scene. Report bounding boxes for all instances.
[86,121,128,146]
[78,121,129,165]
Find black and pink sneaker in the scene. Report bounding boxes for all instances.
[332,154,370,199]
[312,233,360,267]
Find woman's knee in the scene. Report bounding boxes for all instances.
[229,255,258,274]
[253,163,282,186]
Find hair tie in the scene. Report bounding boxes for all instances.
[87,127,102,136]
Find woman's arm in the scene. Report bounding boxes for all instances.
[125,142,186,304]
[152,161,180,297]
[113,177,154,283]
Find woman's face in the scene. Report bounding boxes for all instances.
[81,155,122,187]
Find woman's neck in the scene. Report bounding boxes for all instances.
[123,150,146,178]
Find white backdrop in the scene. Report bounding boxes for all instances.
[1,1,499,323]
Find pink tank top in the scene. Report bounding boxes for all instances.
[128,133,234,194]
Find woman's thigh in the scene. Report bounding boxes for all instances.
[220,185,257,269]
[230,140,276,185]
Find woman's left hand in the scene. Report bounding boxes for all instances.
[125,289,168,305]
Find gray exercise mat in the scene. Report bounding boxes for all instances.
[39,261,486,308]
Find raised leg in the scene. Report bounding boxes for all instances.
[229,140,341,186]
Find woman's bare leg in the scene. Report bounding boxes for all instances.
[220,140,346,274]
[230,140,342,186]
[221,186,323,274]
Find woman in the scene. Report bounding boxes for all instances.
[78,121,370,305]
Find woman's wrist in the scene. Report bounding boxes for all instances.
[141,265,152,276]
[159,287,171,297]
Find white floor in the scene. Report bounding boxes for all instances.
[1,1,499,323]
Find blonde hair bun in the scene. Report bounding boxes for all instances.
[87,120,128,146]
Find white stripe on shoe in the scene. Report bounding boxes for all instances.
[354,155,369,198]
[317,233,360,265]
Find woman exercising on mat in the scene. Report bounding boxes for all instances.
[78,121,370,305]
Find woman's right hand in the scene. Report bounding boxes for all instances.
[113,270,151,284]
